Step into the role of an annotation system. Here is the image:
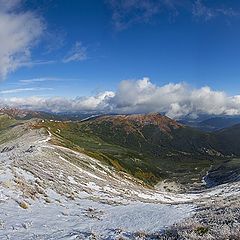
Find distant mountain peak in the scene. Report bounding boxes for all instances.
[0,108,35,119]
[88,112,183,134]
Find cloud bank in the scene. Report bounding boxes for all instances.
[0,0,45,79]
[1,77,240,119]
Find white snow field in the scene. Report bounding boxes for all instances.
[0,121,239,239]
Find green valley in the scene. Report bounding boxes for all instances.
[37,113,240,188]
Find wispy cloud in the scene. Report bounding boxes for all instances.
[19,60,57,68]
[0,87,53,94]
[44,29,66,54]
[106,0,162,31]
[19,77,60,84]
[63,41,87,63]
[192,0,239,21]
[0,0,45,80]
[106,0,239,30]
[18,77,83,84]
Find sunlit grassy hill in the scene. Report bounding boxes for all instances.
[37,113,238,187]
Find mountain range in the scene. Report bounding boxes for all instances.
[180,115,240,132]
[0,108,240,239]
[31,111,240,188]
[1,108,240,187]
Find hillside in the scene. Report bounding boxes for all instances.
[1,111,240,188]
[181,116,240,132]
[199,117,240,131]
[0,119,196,239]
[0,108,92,121]
[212,124,240,155]
[79,113,218,158]
[38,113,233,188]
[0,114,240,239]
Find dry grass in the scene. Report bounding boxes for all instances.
[18,201,29,209]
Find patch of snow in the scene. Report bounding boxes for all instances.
[57,154,103,181]
[37,130,52,144]
[68,176,77,185]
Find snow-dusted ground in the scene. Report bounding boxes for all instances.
[0,122,239,239]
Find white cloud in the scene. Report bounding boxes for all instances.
[0,91,114,113]
[109,77,190,116]
[63,41,87,63]
[1,77,240,118]
[109,78,240,118]
[0,0,45,79]
[0,87,53,94]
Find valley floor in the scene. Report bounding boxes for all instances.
[0,122,239,239]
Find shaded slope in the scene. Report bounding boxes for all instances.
[181,116,240,132]
[212,124,240,156]
[199,116,240,131]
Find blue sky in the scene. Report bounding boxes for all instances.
[1,0,240,117]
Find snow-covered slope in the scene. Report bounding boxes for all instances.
[0,121,239,239]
